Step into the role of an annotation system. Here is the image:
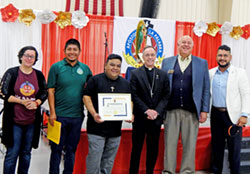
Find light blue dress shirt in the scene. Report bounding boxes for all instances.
[212,68,228,108]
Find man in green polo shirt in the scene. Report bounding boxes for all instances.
[47,38,92,174]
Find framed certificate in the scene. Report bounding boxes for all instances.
[98,93,132,121]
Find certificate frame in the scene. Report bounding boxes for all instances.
[98,93,132,121]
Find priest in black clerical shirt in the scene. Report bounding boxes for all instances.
[129,46,170,174]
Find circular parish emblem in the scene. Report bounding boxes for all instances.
[20,81,35,96]
[123,20,164,68]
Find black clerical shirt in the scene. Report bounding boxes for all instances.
[145,66,155,86]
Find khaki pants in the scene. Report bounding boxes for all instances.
[162,109,199,174]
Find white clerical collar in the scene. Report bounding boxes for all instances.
[145,65,154,71]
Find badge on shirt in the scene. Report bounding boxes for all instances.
[168,70,174,74]
[77,67,83,75]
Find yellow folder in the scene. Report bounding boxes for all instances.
[47,120,61,145]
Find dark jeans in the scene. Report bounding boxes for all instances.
[49,116,83,174]
[4,123,35,174]
[211,107,242,174]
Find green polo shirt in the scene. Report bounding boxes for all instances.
[47,58,92,117]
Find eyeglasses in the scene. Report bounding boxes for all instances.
[23,54,35,59]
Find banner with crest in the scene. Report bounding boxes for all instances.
[112,16,176,73]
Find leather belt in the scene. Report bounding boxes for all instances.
[213,106,227,112]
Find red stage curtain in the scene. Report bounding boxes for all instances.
[42,15,114,78]
[73,128,212,174]
[174,21,222,69]
[74,127,250,174]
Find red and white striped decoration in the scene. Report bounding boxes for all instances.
[65,0,123,16]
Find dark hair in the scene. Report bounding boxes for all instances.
[218,44,231,53]
[142,45,156,53]
[64,38,81,51]
[106,54,122,63]
[18,46,38,65]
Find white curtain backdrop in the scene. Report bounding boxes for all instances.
[0,11,42,77]
[222,35,250,81]
[231,0,250,25]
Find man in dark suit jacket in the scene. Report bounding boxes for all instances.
[129,46,170,174]
[161,35,210,174]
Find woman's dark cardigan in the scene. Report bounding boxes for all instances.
[0,66,47,148]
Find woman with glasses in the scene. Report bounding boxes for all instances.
[0,46,47,174]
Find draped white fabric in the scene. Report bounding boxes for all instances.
[231,0,250,25]
[222,35,250,81]
[0,11,42,77]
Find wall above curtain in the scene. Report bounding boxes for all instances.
[1,0,250,25]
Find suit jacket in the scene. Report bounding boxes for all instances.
[209,65,250,124]
[161,55,210,119]
[130,65,170,125]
